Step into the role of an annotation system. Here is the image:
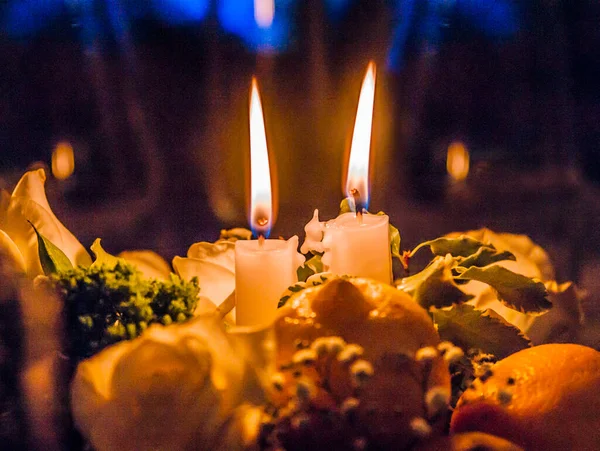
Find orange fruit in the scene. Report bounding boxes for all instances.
[415,432,523,450]
[274,278,451,449]
[451,344,600,450]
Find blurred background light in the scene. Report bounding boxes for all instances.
[51,141,76,180]
[217,0,294,52]
[446,141,470,182]
[254,0,275,29]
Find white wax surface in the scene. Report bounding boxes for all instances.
[235,238,299,326]
[324,212,391,283]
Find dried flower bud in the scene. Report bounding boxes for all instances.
[425,387,451,417]
[310,337,330,356]
[443,346,465,364]
[327,336,347,355]
[271,372,286,392]
[350,360,374,386]
[415,346,438,362]
[292,348,317,366]
[296,378,316,402]
[437,341,454,354]
[410,417,432,438]
[497,389,513,405]
[337,344,364,364]
[340,397,360,416]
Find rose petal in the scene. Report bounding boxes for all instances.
[173,256,235,307]
[11,169,91,268]
[4,197,63,275]
[187,240,235,271]
[118,250,171,280]
[0,190,9,224]
[0,229,26,274]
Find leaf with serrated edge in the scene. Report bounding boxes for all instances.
[297,253,324,282]
[412,235,496,258]
[29,221,73,275]
[433,304,531,359]
[457,247,515,269]
[339,197,354,213]
[457,265,551,314]
[414,262,473,309]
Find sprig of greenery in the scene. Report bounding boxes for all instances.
[52,262,199,362]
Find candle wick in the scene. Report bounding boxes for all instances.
[350,188,364,224]
[258,234,265,248]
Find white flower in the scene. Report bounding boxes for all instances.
[71,313,275,451]
[0,169,91,275]
[172,239,236,316]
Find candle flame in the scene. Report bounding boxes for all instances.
[346,61,376,211]
[51,141,75,180]
[249,78,273,237]
[447,141,470,182]
[254,0,275,28]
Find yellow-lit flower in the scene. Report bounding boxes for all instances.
[0,169,91,276]
[173,240,237,315]
[71,313,275,451]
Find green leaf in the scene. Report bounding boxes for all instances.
[297,253,324,282]
[433,305,531,359]
[397,256,471,308]
[456,265,551,314]
[339,197,354,214]
[413,263,473,309]
[90,238,124,268]
[412,235,495,258]
[374,211,402,261]
[29,221,73,275]
[457,248,515,269]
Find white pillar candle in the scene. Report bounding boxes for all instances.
[301,62,392,283]
[322,212,391,283]
[235,236,303,326]
[235,78,304,326]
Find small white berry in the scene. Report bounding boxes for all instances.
[327,336,347,355]
[337,344,364,364]
[410,417,432,438]
[444,346,465,364]
[340,397,360,416]
[292,348,317,366]
[425,387,451,417]
[271,372,286,391]
[310,337,330,356]
[415,346,438,362]
[350,360,374,386]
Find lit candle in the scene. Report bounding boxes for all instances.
[301,62,391,283]
[235,79,304,326]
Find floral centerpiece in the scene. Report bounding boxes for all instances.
[1,169,599,451]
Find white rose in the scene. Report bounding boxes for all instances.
[173,240,236,316]
[71,313,275,451]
